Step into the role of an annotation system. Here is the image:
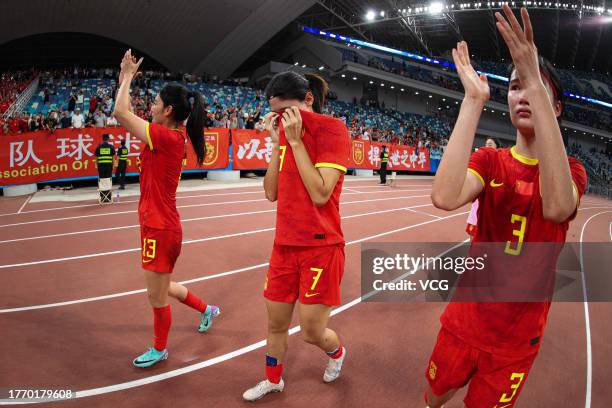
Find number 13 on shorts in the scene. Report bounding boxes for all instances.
[142,238,157,262]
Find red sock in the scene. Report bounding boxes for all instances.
[326,343,343,359]
[265,364,283,384]
[153,305,171,351]
[181,291,207,313]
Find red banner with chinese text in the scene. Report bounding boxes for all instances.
[0,127,229,186]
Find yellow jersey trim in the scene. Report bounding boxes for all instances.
[315,162,347,173]
[511,146,538,165]
[145,122,153,150]
[467,168,485,187]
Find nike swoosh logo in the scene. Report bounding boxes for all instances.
[494,405,512,408]
[304,292,319,298]
[142,259,154,263]
[490,179,503,187]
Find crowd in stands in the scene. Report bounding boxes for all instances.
[0,69,36,115]
[338,47,611,130]
[567,142,611,196]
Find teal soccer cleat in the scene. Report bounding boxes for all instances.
[198,305,220,333]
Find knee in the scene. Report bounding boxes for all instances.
[147,290,165,308]
[268,318,290,335]
[301,326,324,345]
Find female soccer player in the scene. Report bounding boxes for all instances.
[465,137,501,238]
[242,72,351,401]
[113,50,220,368]
[425,6,586,407]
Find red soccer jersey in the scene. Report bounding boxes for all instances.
[441,146,587,357]
[275,110,351,246]
[138,122,186,231]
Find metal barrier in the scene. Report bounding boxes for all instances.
[2,76,39,120]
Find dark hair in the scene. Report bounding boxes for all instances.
[485,137,502,148]
[102,133,110,141]
[120,139,126,145]
[507,56,564,126]
[159,83,206,165]
[264,71,329,113]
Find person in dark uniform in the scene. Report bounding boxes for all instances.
[95,134,115,179]
[379,145,389,184]
[115,139,129,189]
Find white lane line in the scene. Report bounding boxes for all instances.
[0,213,463,404]
[0,206,466,313]
[579,210,612,408]
[0,263,270,314]
[0,198,432,269]
[0,195,431,243]
[0,190,431,229]
[16,195,33,214]
[404,207,442,219]
[0,198,269,228]
[343,188,362,193]
[0,187,431,219]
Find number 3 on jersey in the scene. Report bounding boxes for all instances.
[505,214,527,256]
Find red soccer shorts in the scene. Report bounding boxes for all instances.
[140,226,182,273]
[263,244,345,306]
[426,327,537,408]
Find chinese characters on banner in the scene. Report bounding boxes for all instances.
[232,131,430,172]
[0,127,229,186]
[1,128,429,186]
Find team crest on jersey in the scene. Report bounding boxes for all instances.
[428,361,437,380]
[204,131,219,166]
[353,141,365,165]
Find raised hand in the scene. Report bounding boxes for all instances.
[119,49,143,82]
[263,111,280,145]
[280,107,303,147]
[452,41,489,102]
[495,5,541,89]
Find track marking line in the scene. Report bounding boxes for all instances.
[579,210,612,408]
[16,195,33,214]
[0,198,432,269]
[0,195,432,243]
[0,205,465,312]
[0,212,467,403]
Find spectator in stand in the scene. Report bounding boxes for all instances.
[106,114,118,127]
[85,112,95,127]
[18,113,29,133]
[7,116,20,134]
[255,118,265,132]
[60,111,72,128]
[68,93,76,112]
[71,107,84,128]
[89,95,98,114]
[76,90,84,109]
[94,108,107,127]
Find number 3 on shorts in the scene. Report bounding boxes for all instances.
[309,267,323,290]
[497,372,525,405]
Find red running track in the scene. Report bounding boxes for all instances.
[0,179,610,408]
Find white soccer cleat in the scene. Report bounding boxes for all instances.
[242,379,284,402]
[323,347,347,383]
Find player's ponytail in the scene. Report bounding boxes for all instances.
[304,73,329,114]
[186,90,206,166]
[159,83,206,165]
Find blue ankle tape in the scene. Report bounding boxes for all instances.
[266,355,278,366]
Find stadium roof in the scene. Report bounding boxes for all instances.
[0,0,315,77]
[296,0,612,74]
